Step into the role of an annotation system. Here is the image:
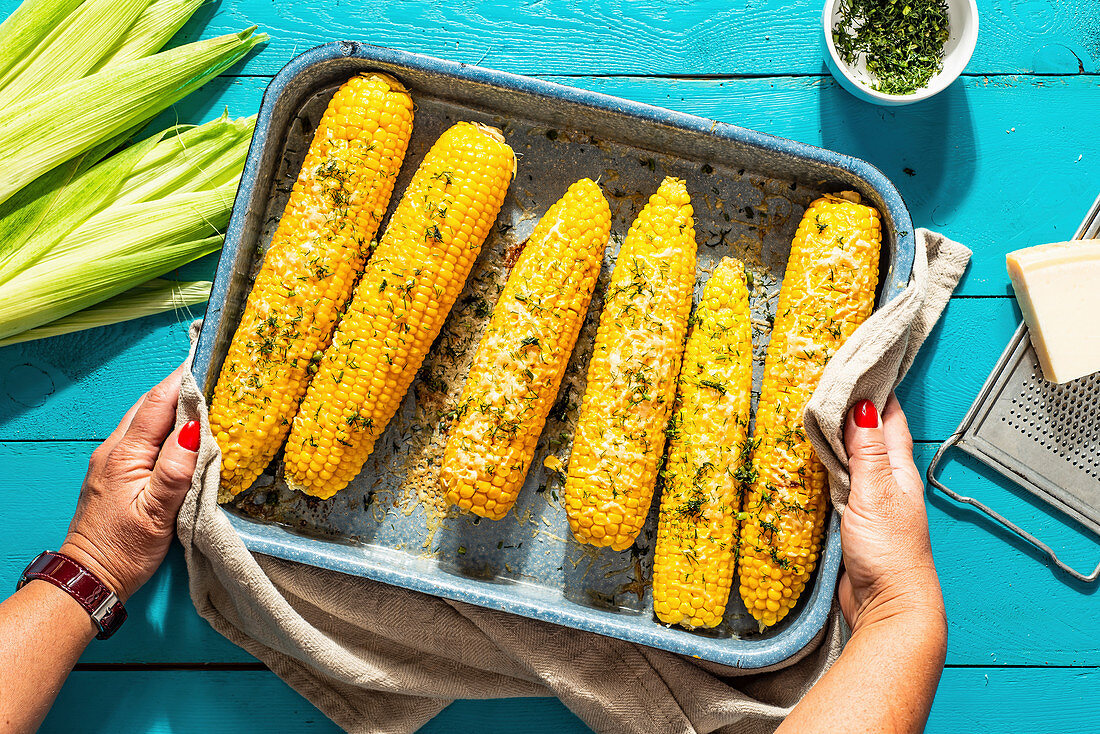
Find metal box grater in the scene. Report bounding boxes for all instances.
[927,193,1100,582]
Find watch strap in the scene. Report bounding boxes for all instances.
[18,551,127,640]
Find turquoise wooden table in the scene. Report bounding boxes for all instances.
[2,1,1099,731]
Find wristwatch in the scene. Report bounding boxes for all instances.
[17,551,127,640]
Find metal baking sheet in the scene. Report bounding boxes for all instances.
[192,42,915,669]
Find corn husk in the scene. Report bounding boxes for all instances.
[0,114,254,344]
[0,25,266,207]
[92,0,206,70]
[114,112,255,203]
[0,0,153,109]
[0,219,225,341]
[0,1,263,348]
[0,175,240,339]
[0,278,211,347]
[0,113,254,284]
[0,130,163,283]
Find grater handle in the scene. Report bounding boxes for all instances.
[927,436,1100,583]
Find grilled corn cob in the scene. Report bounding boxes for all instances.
[739,192,881,628]
[653,258,753,629]
[441,179,612,519]
[208,73,413,498]
[283,121,516,499]
[564,176,697,550]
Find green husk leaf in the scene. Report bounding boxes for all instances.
[0,0,154,110]
[0,0,86,90]
[0,278,211,348]
[37,181,236,264]
[0,128,168,284]
[92,0,206,70]
[0,183,234,339]
[0,26,266,207]
[114,112,255,204]
[0,113,254,282]
[0,232,222,340]
[0,127,133,262]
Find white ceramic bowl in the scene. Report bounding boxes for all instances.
[822,0,978,106]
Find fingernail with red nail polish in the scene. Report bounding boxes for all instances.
[854,400,878,428]
[178,420,201,452]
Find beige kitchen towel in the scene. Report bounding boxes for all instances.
[804,228,972,506]
[175,227,969,734]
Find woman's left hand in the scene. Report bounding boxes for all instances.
[60,365,201,601]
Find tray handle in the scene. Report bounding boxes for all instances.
[927,435,1100,583]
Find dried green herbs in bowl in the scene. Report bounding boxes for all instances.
[822,0,978,105]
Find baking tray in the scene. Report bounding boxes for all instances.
[192,42,915,668]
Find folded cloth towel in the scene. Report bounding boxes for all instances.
[176,228,970,734]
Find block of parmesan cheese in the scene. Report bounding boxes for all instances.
[1006,239,1100,384]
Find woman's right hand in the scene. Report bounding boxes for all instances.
[839,394,948,639]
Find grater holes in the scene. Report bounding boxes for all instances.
[1005,369,1100,479]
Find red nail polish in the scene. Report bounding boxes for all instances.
[178,420,201,452]
[854,399,878,428]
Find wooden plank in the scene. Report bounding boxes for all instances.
[929,666,1100,733]
[915,443,1100,667]
[44,670,591,733]
[896,296,1021,441]
[2,0,1093,727]
[45,670,345,733]
[0,309,206,442]
[3,0,1093,77]
[5,439,1100,667]
[39,667,1100,733]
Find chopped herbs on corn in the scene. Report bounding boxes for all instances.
[442,178,611,520]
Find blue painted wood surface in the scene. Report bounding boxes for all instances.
[1,0,1099,731]
[37,667,1100,733]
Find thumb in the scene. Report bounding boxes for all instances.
[844,399,894,502]
[140,420,201,529]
